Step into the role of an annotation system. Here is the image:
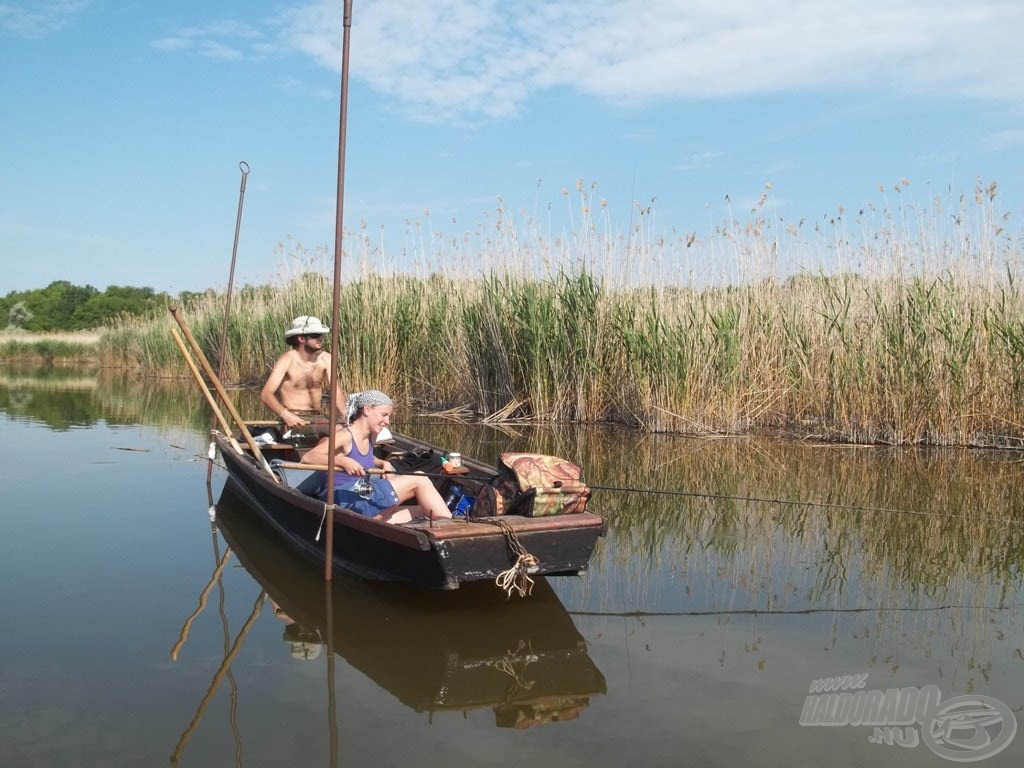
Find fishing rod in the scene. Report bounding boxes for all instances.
[268,461,1024,527]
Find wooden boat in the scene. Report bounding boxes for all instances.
[214,478,607,724]
[213,428,606,591]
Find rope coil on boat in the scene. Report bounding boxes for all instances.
[476,518,539,598]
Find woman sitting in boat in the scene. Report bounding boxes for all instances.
[300,390,453,524]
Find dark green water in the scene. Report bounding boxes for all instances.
[1,365,1021,766]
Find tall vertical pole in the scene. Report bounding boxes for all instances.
[207,161,250,485]
[217,161,250,382]
[325,0,354,581]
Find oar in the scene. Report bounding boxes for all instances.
[169,305,274,477]
[170,327,242,454]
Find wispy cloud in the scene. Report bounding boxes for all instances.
[272,75,334,100]
[674,151,723,172]
[287,0,1024,119]
[156,1,1024,122]
[150,19,264,60]
[983,129,1024,151]
[0,0,87,38]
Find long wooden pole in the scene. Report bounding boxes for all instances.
[169,305,274,476]
[324,0,355,581]
[214,161,250,381]
[170,327,242,454]
[207,160,251,484]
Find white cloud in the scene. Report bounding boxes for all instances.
[273,75,334,100]
[155,1,1024,122]
[198,40,243,61]
[0,0,87,38]
[675,151,723,172]
[278,0,1024,121]
[150,36,189,52]
[149,19,263,59]
[983,129,1024,151]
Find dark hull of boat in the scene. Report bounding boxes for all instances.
[214,482,607,721]
[215,432,606,590]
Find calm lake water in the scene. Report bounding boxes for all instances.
[2,365,1022,767]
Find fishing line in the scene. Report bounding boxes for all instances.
[218,460,1024,528]
[585,483,1024,528]
[568,602,1021,618]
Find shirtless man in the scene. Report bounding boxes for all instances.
[260,315,347,430]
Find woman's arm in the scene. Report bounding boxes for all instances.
[301,431,365,475]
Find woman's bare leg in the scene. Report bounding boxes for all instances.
[388,475,452,520]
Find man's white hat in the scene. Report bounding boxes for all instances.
[285,315,331,339]
[289,641,323,661]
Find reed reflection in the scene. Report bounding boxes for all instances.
[212,479,607,728]
[12,368,1022,618]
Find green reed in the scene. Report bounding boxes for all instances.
[99,180,1022,446]
[0,331,101,364]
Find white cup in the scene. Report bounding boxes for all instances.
[448,452,462,468]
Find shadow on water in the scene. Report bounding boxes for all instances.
[177,479,606,747]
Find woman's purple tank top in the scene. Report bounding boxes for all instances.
[344,428,375,471]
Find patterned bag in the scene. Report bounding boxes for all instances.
[492,452,591,517]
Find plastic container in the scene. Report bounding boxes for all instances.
[453,492,475,517]
[445,487,475,516]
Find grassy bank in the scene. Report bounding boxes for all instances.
[0,330,103,363]
[98,182,1024,446]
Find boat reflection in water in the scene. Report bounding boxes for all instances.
[215,478,607,729]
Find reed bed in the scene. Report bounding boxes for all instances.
[0,330,102,363]
[100,180,1023,446]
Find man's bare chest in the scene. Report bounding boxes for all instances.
[288,358,326,388]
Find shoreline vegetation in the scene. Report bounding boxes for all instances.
[0,330,103,364]
[11,181,1024,447]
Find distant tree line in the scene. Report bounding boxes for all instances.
[2,281,178,331]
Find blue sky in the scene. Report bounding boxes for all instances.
[1,0,1022,294]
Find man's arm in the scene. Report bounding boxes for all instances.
[333,378,349,420]
[320,352,348,420]
[260,354,308,429]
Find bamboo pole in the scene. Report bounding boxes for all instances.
[170,327,242,454]
[169,305,273,476]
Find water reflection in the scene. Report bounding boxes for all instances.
[210,479,606,728]
[0,364,101,428]
[6,366,1022,610]
[3,366,1022,765]
[0,365,210,429]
